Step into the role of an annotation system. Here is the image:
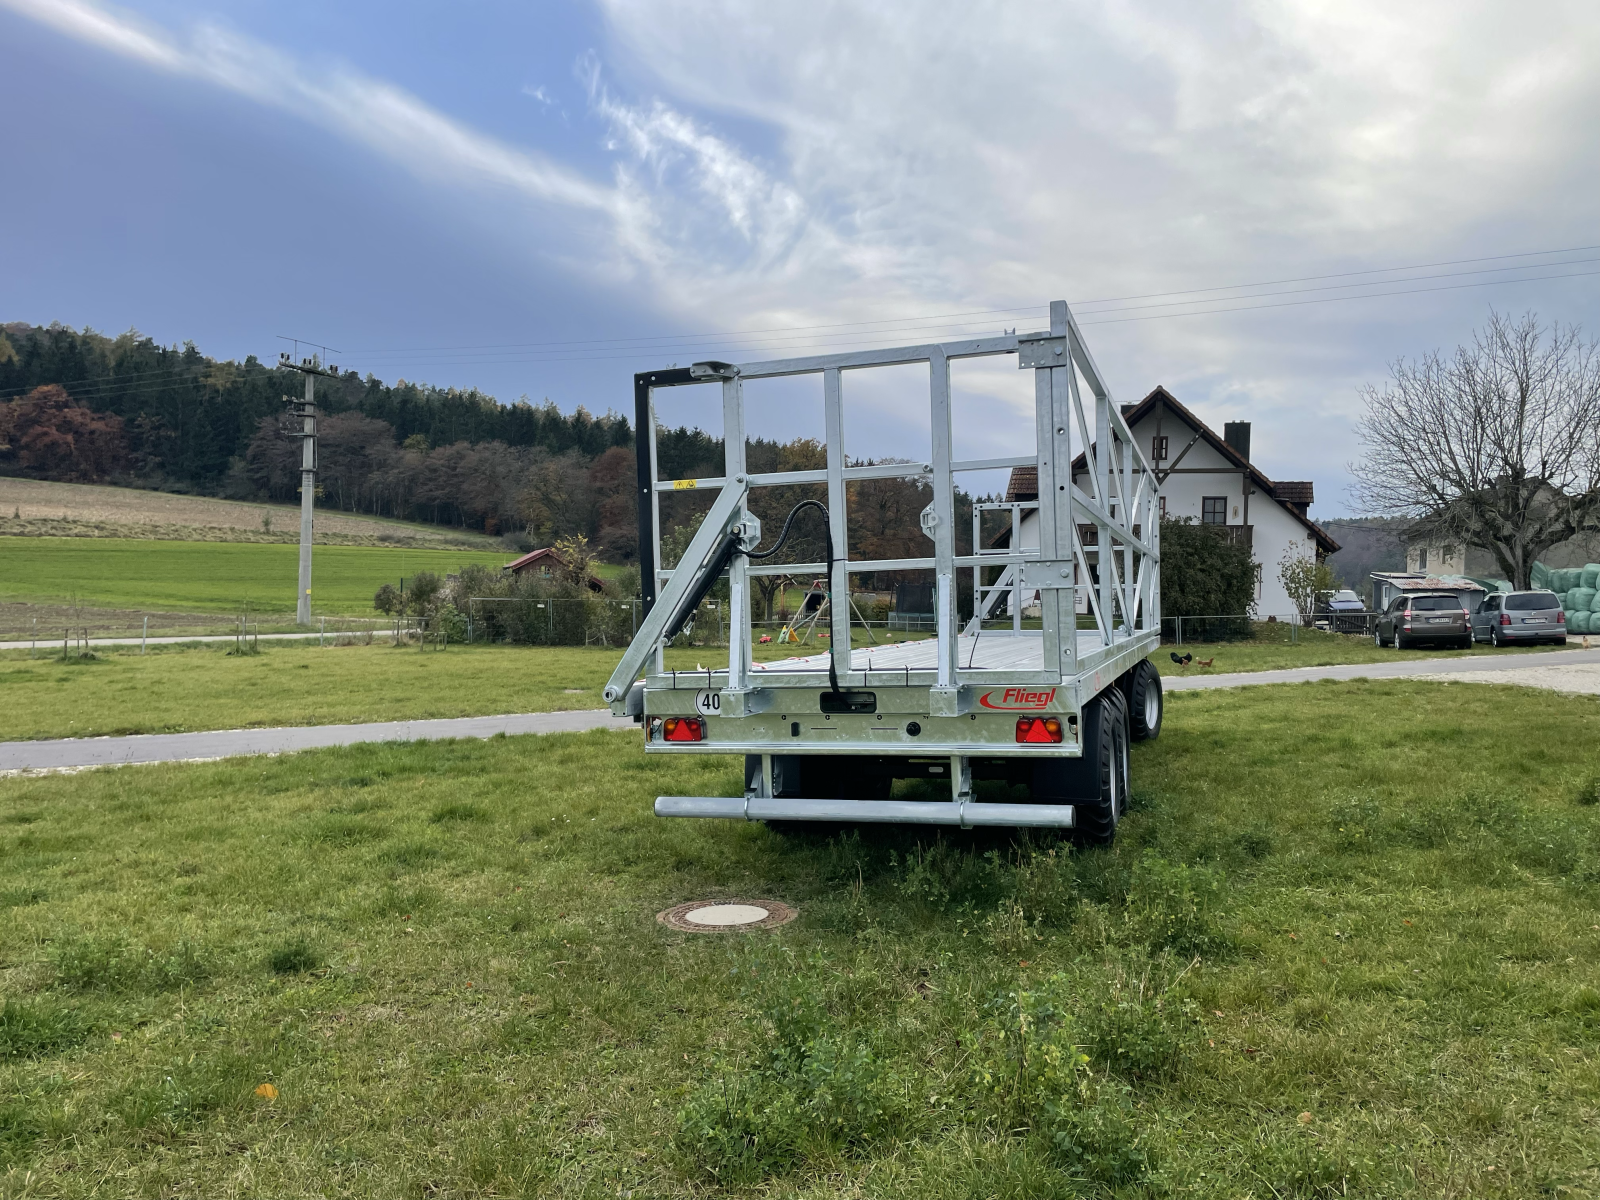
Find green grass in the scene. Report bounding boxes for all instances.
[0,622,1557,743]
[0,537,512,616]
[0,642,630,740]
[0,635,930,742]
[2,682,1598,1196]
[1151,625,1570,676]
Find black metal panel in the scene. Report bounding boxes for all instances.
[633,368,696,616]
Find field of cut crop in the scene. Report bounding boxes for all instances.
[0,537,512,616]
[2,679,1598,1197]
[0,477,501,550]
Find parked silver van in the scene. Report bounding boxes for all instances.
[1470,591,1566,647]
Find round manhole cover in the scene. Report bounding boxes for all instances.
[657,899,797,933]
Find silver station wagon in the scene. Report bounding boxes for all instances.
[1470,591,1566,647]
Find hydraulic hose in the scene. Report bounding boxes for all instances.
[746,499,841,694]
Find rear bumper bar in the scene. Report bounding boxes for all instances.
[655,795,1076,828]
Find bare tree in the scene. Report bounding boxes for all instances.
[1352,311,1600,588]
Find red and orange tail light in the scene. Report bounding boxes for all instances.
[1015,716,1063,744]
[661,716,705,743]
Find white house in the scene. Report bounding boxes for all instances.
[999,386,1338,617]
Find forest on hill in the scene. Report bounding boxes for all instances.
[0,322,970,570]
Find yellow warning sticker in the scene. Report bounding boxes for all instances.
[672,479,698,490]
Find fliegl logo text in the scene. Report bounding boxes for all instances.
[979,687,1058,711]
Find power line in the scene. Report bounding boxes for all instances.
[1077,267,1600,327]
[1067,243,1600,308]
[346,241,1600,358]
[4,242,1596,396]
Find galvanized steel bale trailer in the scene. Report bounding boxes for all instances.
[604,300,1163,841]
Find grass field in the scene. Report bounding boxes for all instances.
[0,477,502,550]
[0,537,514,616]
[1,681,1597,1196]
[0,640,933,741]
[0,628,1566,743]
[0,643,621,741]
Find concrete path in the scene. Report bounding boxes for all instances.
[1161,646,1600,691]
[8,647,1600,776]
[0,710,633,774]
[1409,662,1600,695]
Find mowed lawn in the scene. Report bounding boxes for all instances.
[0,629,1567,743]
[0,537,513,615]
[2,681,1599,1197]
[0,640,936,742]
[0,643,624,741]
[1149,630,1571,676]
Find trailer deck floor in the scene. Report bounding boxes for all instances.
[750,630,1105,674]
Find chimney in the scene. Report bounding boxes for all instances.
[1224,421,1251,462]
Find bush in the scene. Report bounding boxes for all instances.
[1160,516,1257,620]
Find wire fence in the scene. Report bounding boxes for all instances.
[1165,611,1379,644]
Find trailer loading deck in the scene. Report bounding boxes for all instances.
[605,301,1163,841]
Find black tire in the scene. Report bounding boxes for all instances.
[1033,688,1128,846]
[743,755,889,801]
[1491,628,1503,649]
[1394,633,1407,650]
[1124,661,1163,742]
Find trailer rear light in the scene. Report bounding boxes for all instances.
[1499,613,1511,626]
[662,717,704,742]
[1016,716,1063,744]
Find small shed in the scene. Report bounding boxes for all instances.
[1370,571,1488,615]
[504,547,607,593]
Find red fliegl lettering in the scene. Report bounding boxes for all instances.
[978,688,1057,710]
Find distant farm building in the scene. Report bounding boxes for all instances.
[503,547,606,593]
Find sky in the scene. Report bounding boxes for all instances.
[3,0,1598,514]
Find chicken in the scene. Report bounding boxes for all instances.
[1195,656,1215,668]
[1170,651,1193,665]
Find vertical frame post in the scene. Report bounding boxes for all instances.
[929,348,959,691]
[633,374,656,615]
[823,368,852,684]
[723,376,751,692]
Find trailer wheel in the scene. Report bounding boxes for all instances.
[1124,661,1163,742]
[1032,688,1128,845]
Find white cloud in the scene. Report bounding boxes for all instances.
[4,0,618,220]
[8,0,1599,502]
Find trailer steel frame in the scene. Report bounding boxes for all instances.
[605,300,1160,827]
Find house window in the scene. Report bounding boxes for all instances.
[1417,547,1428,570]
[1151,435,1169,461]
[1201,496,1227,525]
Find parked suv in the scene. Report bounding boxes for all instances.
[1375,592,1470,650]
[1315,588,1366,633]
[1470,590,1566,647]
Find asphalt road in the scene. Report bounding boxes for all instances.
[1160,645,1600,691]
[6,647,1598,774]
